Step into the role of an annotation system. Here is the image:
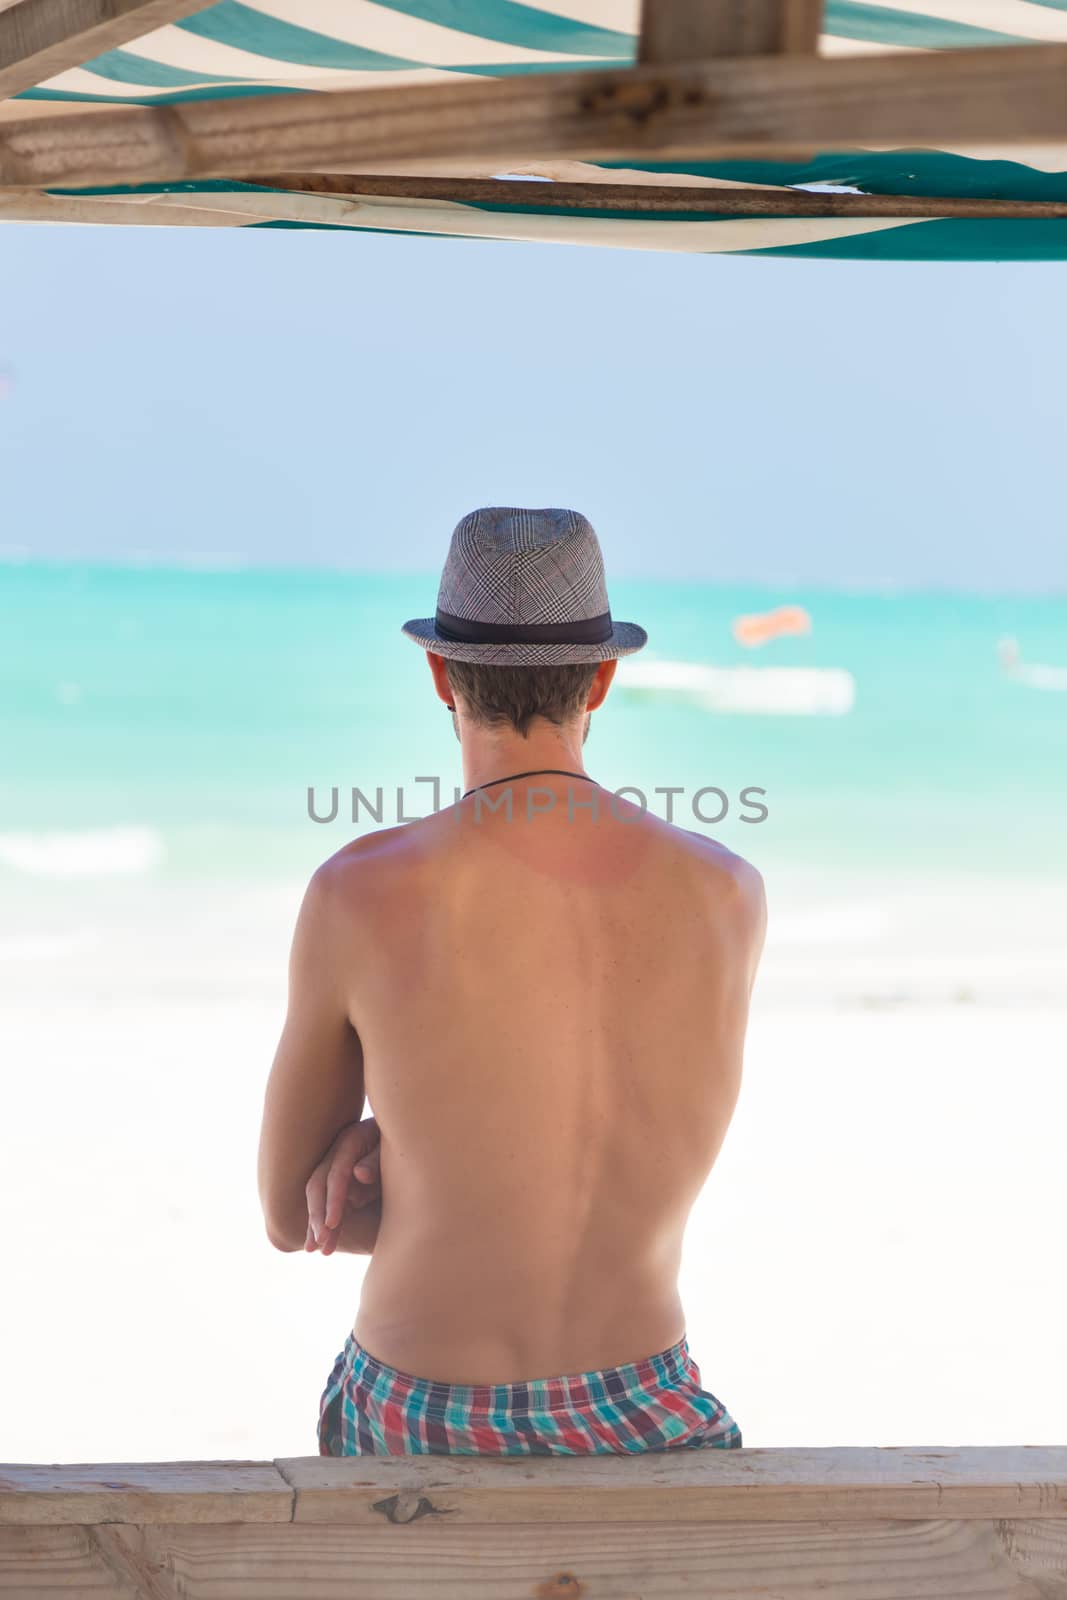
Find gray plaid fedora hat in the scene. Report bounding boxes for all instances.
[401,506,647,665]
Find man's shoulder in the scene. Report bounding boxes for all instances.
[675,829,766,922]
[315,820,423,880]
[303,822,428,913]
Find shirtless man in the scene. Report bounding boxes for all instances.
[258,507,765,1456]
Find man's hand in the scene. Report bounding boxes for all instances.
[305,1116,382,1256]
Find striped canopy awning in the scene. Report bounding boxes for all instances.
[2,1,1067,257]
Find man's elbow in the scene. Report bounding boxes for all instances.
[266,1223,303,1253]
[263,1203,305,1253]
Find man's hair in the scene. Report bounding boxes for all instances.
[444,661,600,736]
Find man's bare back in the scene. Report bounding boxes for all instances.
[321,778,764,1385]
[259,507,768,1424]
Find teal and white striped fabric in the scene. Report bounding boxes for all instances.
[7,0,1067,258]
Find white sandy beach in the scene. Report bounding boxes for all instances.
[1,872,1064,1464]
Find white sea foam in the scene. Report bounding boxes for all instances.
[768,902,889,945]
[0,928,102,961]
[0,825,165,877]
[123,549,249,572]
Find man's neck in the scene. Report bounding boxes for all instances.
[458,719,590,799]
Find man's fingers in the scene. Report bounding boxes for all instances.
[304,1120,380,1248]
[350,1145,382,1204]
[305,1163,328,1243]
[323,1150,353,1231]
[353,1145,381,1184]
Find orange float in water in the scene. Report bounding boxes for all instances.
[732,605,812,648]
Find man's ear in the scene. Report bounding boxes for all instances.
[426,651,454,708]
[586,659,617,712]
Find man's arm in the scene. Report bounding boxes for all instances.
[258,864,367,1252]
[331,1194,384,1255]
[687,832,768,993]
[736,856,768,995]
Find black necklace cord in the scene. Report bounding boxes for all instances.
[462,768,595,800]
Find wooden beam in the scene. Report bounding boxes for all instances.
[2,1451,1067,1597]
[0,1460,294,1525]
[277,1446,1067,1525]
[638,0,823,63]
[0,0,217,102]
[246,172,1067,220]
[4,1448,1067,1525]
[4,44,1067,191]
[8,178,1067,230]
[6,1515,1067,1597]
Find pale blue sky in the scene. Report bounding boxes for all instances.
[1,223,1064,591]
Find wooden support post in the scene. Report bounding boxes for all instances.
[0,0,217,102]
[638,0,823,63]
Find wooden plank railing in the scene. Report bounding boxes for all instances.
[2,1448,1066,1596]
[5,44,1067,192]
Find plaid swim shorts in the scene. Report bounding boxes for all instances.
[317,1331,742,1455]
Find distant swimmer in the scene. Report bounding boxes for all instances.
[998,636,1021,672]
[998,635,1067,691]
[733,604,812,648]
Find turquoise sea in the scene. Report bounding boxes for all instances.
[2,559,1066,1464]
[2,560,1064,896]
